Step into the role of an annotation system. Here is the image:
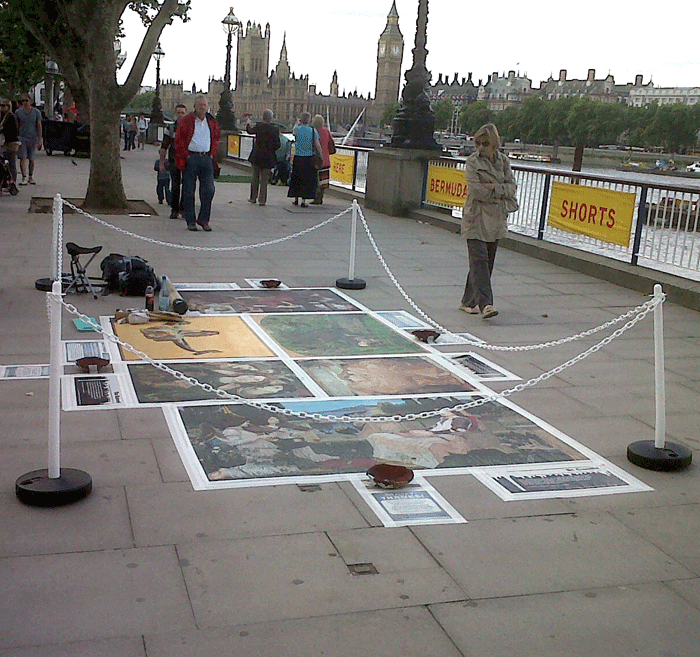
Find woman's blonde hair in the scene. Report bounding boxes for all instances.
[312,114,325,129]
[474,123,501,149]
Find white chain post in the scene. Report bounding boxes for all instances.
[48,280,63,478]
[653,284,666,449]
[51,194,63,282]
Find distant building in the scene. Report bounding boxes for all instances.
[629,84,700,107]
[158,3,404,129]
[538,69,643,104]
[480,71,533,111]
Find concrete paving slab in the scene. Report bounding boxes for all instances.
[144,607,463,657]
[0,438,160,489]
[0,487,132,557]
[551,414,656,457]
[150,436,190,482]
[127,481,369,545]
[430,582,700,657]
[0,636,146,657]
[610,503,700,572]
[116,407,171,441]
[177,532,465,627]
[0,546,194,649]
[413,512,693,599]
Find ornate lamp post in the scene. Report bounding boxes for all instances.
[150,42,165,125]
[114,38,127,70]
[390,0,440,150]
[217,6,242,130]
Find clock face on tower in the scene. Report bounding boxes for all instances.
[391,45,400,56]
[379,43,386,56]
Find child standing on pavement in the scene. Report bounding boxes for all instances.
[154,158,172,205]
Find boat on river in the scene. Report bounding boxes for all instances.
[508,151,552,163]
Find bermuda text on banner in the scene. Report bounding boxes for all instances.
[426,163,468,208]
[548,181,636,247]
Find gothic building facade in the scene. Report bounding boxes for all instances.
[157,3,404,130]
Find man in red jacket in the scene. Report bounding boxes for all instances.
[175,96,221,232]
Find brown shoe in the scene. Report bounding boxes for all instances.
[199,223,212,232]
[170,210,179,219]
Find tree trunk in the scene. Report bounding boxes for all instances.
[572,143,584,172]
[84,104,127,209]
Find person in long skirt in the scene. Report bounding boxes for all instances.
[287,112,322,207]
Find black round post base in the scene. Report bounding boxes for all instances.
[627,441,692,472]
[336,277,366,290]
[16,468,92,507]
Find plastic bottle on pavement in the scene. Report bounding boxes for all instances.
[158,276,170,311]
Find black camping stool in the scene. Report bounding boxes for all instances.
[63,242,104,299]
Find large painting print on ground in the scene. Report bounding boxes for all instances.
[177,396,586,482]
[298,356,477,397]
[112,316,274,360]
[180,288,361,314]
[255,314,426,357]
[128,360,314,403]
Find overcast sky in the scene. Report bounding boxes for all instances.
[119,0,699,98]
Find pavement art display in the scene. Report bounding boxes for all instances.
[49,285,652,506]
[175,396,587,482]
[127,360,314,403]
[112,316,274,361]
[254,313,426,357]
[181,288,361,315]
[297,356,477,397]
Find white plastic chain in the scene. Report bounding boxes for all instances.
[355,205,658,352]
[61,199,351,252]
[53,292,660,423]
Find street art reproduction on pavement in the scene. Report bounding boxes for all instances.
[53,286,651,506]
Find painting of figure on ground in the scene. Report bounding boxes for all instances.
[128,360,314,403]
[254,314,426,357]
[297,356,477,397]
[177,396,586,481]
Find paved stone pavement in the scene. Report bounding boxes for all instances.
[1,146,699,657]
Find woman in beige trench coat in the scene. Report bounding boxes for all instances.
[460,123,517,319]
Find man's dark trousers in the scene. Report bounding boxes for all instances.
[182,153,215,228]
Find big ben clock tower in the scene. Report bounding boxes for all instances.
[373,1,403,126]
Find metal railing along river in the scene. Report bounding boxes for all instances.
[227,139,700,281]
[423,158,700,282]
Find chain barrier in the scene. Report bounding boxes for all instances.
[355,205,659,352]
[53,292,659,424]
[60,198,351,252]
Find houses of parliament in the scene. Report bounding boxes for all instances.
[159,2,404,129]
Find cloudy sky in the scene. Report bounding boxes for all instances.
[119,0,699,98]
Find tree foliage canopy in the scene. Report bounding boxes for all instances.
[0,1,46,99]
[431,98,454,131]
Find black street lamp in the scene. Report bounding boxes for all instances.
[150,42,165,125]
[217,6,242,130]
[390,0,440,150]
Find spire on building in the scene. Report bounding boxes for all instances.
[279,32,288,63]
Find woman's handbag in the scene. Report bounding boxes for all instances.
[328,135,336,156]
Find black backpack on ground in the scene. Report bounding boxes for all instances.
[100,253,159,296]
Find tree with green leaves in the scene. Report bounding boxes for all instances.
[381,101,400,128]
[129,90,156,111]
[0,2,46,101]
[457,101,493,135]
[646,103,699,153]
[431,98,453,131]
[12,0,190,209]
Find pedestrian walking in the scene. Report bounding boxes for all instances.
[459,123,517,320]
[311,114,335,205]
[154,158,172,205]
[128,115,137,150]
[0,98,20,184]
[287,112,322,208]
[159,103,187,219]
[175,96,221,232]
[137,113,148,149]
[15,94,42,185]
[246,109,280,206]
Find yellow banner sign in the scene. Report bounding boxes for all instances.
[548,181,636,247]
[227,134,240,158]
[330,154,355,185]
[426,164,468,207]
